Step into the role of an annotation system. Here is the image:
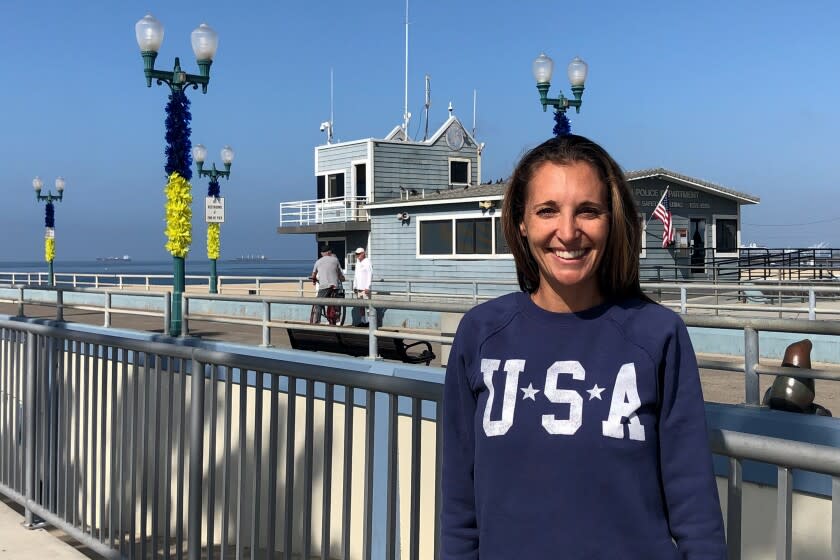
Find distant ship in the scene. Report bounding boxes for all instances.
[231,254,268,262]
[96,255,131,262]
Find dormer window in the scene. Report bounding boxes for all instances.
[449,158,470,186]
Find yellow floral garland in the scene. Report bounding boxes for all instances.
[207,223,220,260]
[45,237,55,263]
[164,171,192,258]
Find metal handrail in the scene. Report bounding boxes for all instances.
[0,319,837,559]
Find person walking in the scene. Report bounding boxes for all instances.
[352,246,372,326]
[310,245,345,324]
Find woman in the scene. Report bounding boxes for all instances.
[441,135,725,559]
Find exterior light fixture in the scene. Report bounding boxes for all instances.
[533,52,588,136]
[136,12,220,336]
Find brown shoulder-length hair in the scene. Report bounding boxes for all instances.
[501,134,645,302]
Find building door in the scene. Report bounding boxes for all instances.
[690,219,706,274]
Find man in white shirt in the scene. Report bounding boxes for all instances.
[353,247,372,326]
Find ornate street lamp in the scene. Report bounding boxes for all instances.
[135,13,219,336]
[192,144,234,294]
[533,53,588,136]
[33,176,66,286]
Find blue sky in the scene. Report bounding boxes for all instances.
[3,0,840,261]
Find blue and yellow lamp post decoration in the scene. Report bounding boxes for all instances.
[33,176,66,286]
[135,13,219,336]
[192,143,234,294]
[532,53,588,136]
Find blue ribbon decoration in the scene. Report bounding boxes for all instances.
[208,176,220,198]
[45,202,55,228]
[164,90,193,180]
[553,111,571,137]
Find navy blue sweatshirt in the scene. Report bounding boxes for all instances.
[441,292,725,559]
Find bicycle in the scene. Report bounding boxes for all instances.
[309,286,346,325]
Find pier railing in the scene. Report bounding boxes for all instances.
[4,285,840,414]
[0,319,838,559]
[0,319,444,560]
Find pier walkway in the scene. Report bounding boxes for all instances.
[0,497,96,559]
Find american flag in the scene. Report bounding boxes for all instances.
[653,190,674,248]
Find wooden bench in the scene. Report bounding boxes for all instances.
[287,329,436,365]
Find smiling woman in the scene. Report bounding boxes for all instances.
[517,161,611,312]
[441,134,727,560]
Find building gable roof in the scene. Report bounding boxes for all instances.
[366,166,760,209]
[626,167,760,204]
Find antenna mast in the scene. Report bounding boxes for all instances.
[423,74,431,140]
[472,89,477,138]
[329,68,335,143]
[402,0,411,140]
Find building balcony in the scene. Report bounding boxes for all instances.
[277,196,371,234]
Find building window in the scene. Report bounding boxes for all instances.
[495,219,511,254]
[713,216,738,255]
[354,164,366,198]
[317,172,345,200]
[456,219,492,254]
[328,173,345,198]
[419,220,452,255]
[419,215,511,258]
[449,159,470,185]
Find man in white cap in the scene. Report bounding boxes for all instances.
[353,247,372,326]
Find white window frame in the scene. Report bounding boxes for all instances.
[712,214,739,256]
[316,170,348,200]
[448,158,472,186]
[639,213,647,258]
[415,211,514,260]
[350,159,370,202]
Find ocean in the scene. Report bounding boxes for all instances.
[0,259,314,286]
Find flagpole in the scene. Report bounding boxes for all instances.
[645,186,670,227]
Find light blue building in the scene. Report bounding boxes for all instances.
[277,119,760,290]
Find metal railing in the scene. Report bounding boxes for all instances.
[710,429,840,559]
[646,281,840,320]
[0,319,444,559]
[0,319,838,559]
[6,285,840,374]
[641,246,840,283]
[278,196,370,227]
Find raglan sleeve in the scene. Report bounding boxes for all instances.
[657,319,727,559]
[440,318,480,559]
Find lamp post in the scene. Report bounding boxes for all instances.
[135,13,219,336]
[533,53,588,136]
[33,176,66,286]
[192,144,234,294]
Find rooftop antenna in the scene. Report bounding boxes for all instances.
[319,68,335,144]
[423,74,431,140]
[402,0,411,140]
[330,68,335,141]
[472,89,477,138]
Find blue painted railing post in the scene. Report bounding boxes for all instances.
[368,306,379,360]
[261,300,272,347]
[23,332,37,527]
[188,357,205,560]
[164,292,171,336]
[744,327,760,406]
